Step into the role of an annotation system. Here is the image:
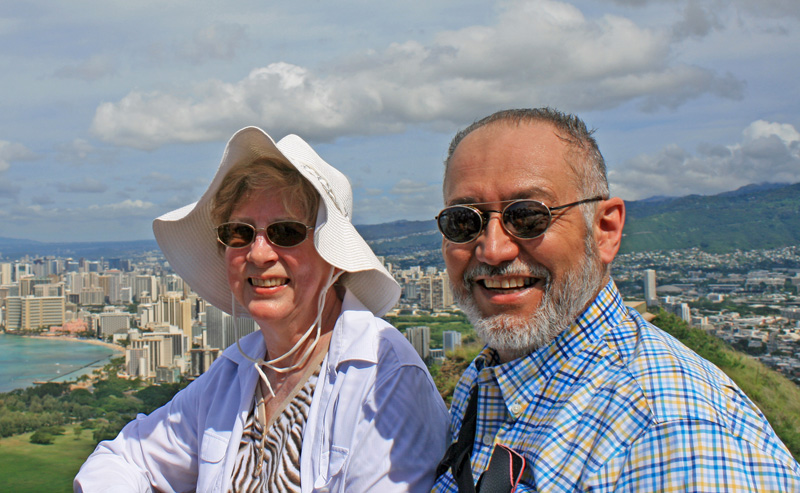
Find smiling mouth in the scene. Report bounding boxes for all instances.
[479,277,537,290]
[250,278,288,288]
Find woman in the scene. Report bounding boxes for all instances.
[74,127,449,492]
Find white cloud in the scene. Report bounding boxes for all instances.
[742,120,800,144]
[0,140,36,172]
[89,199,157,214]
[55,138,119,166]
[90,0,745,150]
[609,120,800,199]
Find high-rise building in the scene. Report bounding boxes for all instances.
[644,269,657,307]
[205,305,258,350]
[443,331,463,354]
[665,301,692,324]
[79,287,105,306]
[134,275,159,302]
[101,269,124,304]
[14,263,32,283]
[34,282,65,297]
[19,276,51,296]
[0,263,12,285]
[158,292,193,342]
[129,334,174,378]
[189,347,220,377]
[4,296,66,331]
[126,346,149,378]
[406,325,431,362]
[98,311,131,338]
[418,273,453,311]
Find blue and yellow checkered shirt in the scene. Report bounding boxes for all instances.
[433,280,800,492]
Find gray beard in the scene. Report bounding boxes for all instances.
[452,240,605,361]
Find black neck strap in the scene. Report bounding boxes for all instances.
[436,387,479,493]
[435,387,527,492]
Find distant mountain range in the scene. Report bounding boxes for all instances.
[621,182,800,253]
[2,182,799,261]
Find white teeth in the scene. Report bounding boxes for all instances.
[482,278,532,289]
[251,278,286,287]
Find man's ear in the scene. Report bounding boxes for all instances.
[593,197,625,265]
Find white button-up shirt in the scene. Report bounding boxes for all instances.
[75,291,449,492]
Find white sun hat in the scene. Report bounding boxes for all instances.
[152,126,400,317]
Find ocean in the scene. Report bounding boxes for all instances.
[0,333,120,393]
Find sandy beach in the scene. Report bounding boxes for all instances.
[21,334,125,353]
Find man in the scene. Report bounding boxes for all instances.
[432,108,800,492]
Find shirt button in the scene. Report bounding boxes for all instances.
[509,401,523,416]
[483,435,494,446]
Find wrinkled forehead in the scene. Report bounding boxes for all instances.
[443,121,581,203]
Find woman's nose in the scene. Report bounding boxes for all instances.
[246,233,279,265]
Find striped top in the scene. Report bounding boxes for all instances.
[231,367,320,492]
[433,281,800,492]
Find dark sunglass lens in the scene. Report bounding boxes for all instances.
[503,201,551,238]
[267,222,308,247]
[219,223,255,248]
[438,207,483,243]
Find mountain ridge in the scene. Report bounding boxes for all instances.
[2,182,799,260]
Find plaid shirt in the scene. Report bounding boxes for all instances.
[433,280,800,492]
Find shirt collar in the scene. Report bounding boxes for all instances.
[325,289,379,371]
[478,280,626,413]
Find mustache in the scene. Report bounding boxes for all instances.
[462,260,551,289]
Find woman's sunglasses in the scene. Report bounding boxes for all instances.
[436,197,604,244]
[215,221,312,249]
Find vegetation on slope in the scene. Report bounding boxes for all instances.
[621,183,800,253]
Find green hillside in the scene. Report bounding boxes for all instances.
[362,182,800,258]
[621,183,800,253]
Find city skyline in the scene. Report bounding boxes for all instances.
[2,0,799,243]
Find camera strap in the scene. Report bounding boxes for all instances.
[436,387,526,492]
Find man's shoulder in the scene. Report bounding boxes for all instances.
[608,312,747,424]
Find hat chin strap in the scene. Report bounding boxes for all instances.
[233,267,343,397]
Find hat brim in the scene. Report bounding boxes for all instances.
[153,127,400,317]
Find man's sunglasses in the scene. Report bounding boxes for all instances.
[215,221,312,249]
[436,197,605,244]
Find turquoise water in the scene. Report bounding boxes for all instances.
[0,333,119,393]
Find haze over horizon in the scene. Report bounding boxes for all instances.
[2,0,799,243]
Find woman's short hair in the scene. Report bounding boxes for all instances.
[211,157,321,227]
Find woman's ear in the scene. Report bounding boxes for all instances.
[593,197,625,265]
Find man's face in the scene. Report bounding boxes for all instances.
[442,122,606,361]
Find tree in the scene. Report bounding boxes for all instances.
[30,430,54,445]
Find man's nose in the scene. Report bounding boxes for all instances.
[474,213,520,266]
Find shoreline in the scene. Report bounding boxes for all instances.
[19,334,125,353]
[0,333,124,393]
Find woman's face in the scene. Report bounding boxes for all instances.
[224,190,334,337]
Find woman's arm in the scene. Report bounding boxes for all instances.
[344,364,450,492]
[74,376,205,492]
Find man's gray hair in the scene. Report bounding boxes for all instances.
[444,108,609,201]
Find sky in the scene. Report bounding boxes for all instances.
[1,0,799,243]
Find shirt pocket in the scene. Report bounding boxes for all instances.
[200,430,228,464]
[313,446,350,491]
